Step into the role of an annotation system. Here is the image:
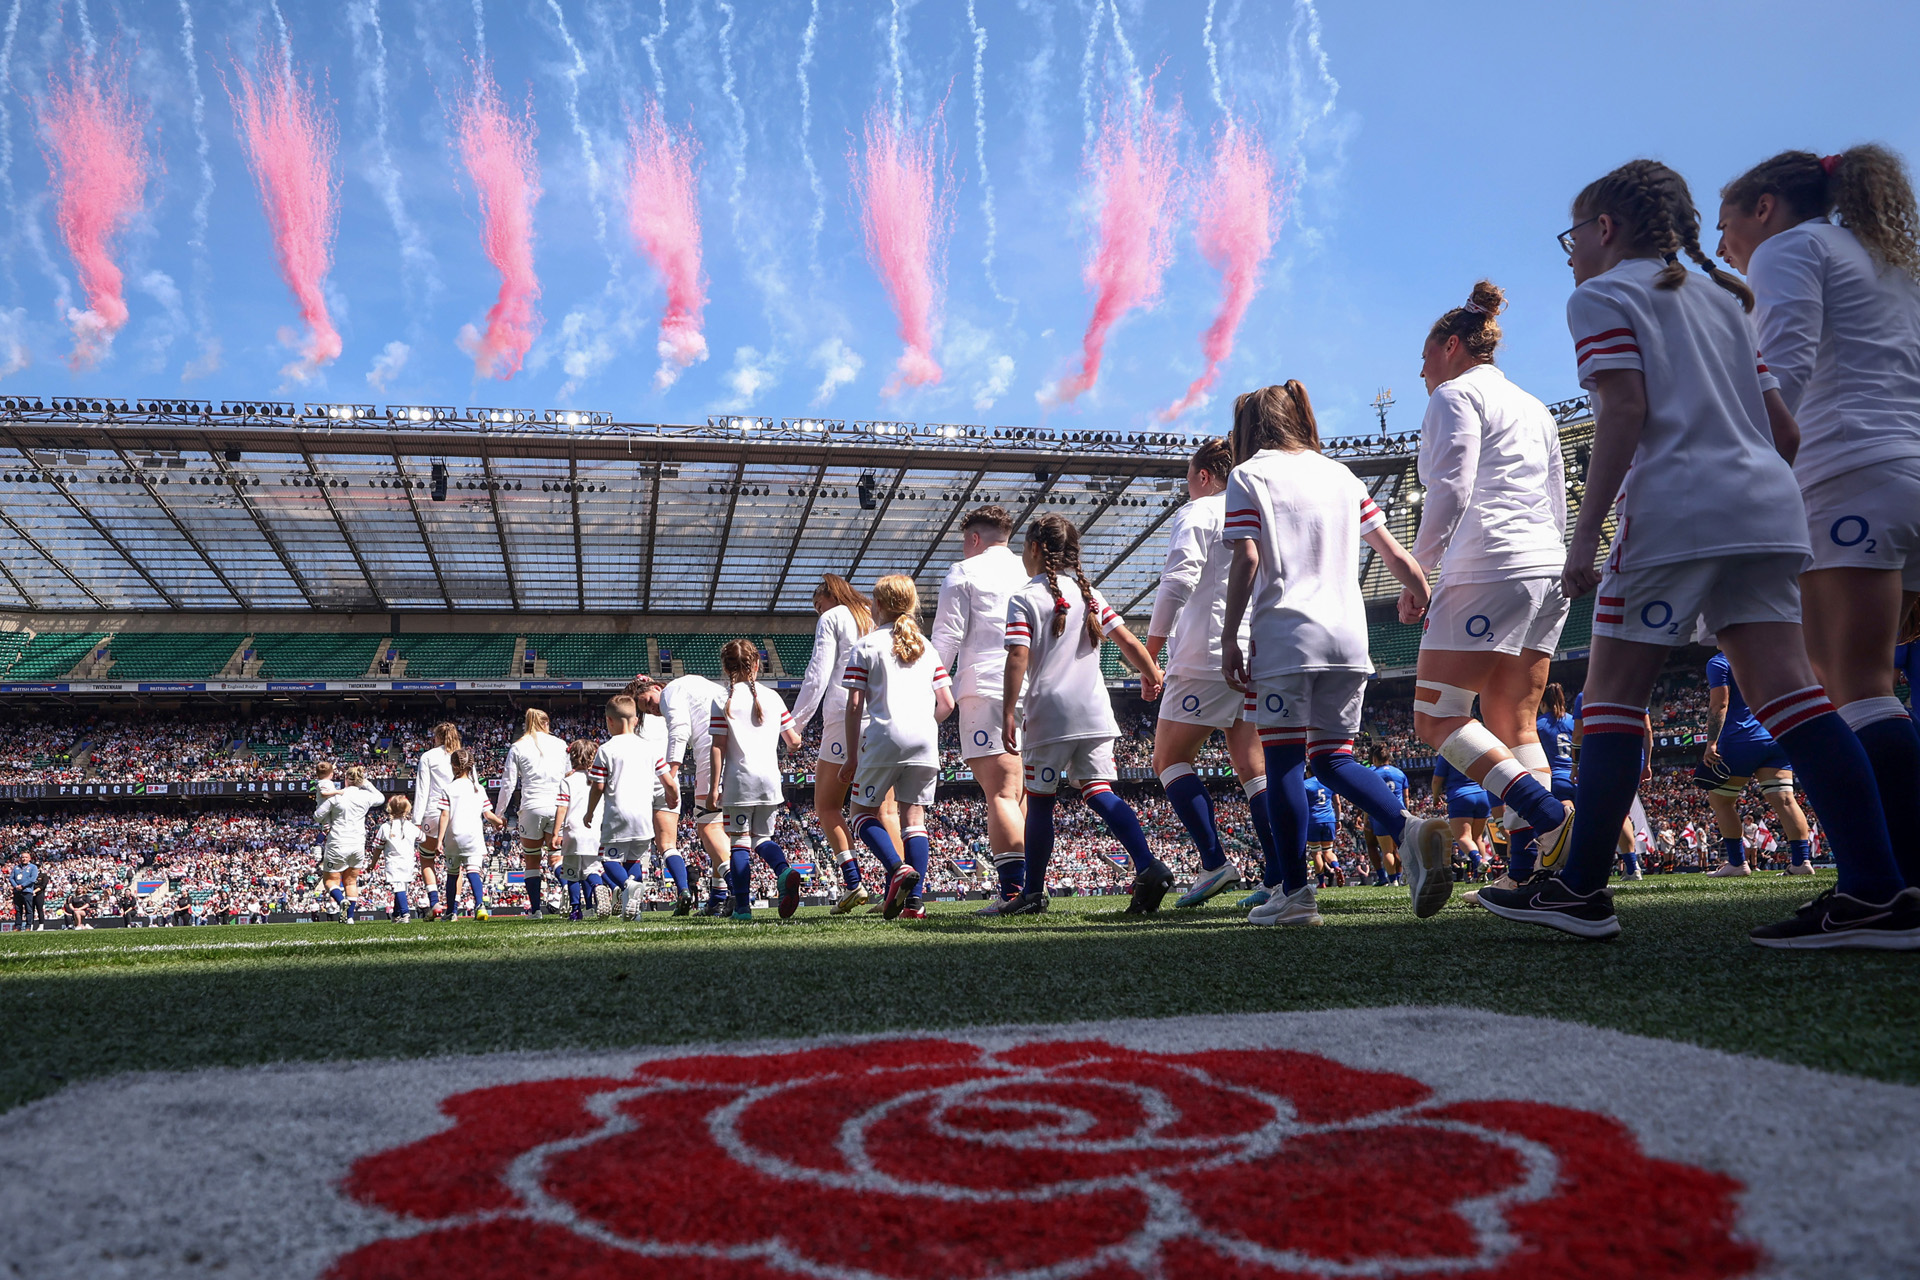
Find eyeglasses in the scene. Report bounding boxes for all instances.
[1558,217,1598,256]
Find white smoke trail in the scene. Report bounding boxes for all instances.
[268,0,292,76]
[347,0,437,309]
[1202,0,1226,116]
[1286,0,1338,161]
[1,0,24,296]
[1106,0,1142,112]
[640,0,666,100]
[74,0,94,64]
[471,0,485,59]
[177,0,222,377]
[887,0,904,128]
[1077,0,1100,151]
[715,0,746,237]
[796,0,823,276]
[545,0,608,249]
[965,0,1012,309]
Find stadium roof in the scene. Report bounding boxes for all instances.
[0,396,1594,619]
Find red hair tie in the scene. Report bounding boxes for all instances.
[1821,154,1841,176]
[1054,598,1070,613]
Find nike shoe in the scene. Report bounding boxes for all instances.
[593,885,614,919]
[394,913,411,923]
[1474,875,1619,940]
[1749,887,1920,951]
[974,894,1022,917]
[1175,861,1239,909]
[777,868,805,920]
[833,885,871,915]
[342,914,356,925]
[671,893,695,916]
[1708,862,1752,878]
[1236,887,1274,910]
[1532,803,1576,873]
[701,888,728,917]
[728,907,754,922]
[1247,884,1323,927]
[526,902,543,920]
[1620,868,1645,881]
[1461,874,1518,908]
[475,906,490,921]
[1398,815,1456,919]
[1124,859,1176,914]
[896,899,927,920]
[883,864,922,921]
[998,889,1049,916]
[1780,862,1815,876]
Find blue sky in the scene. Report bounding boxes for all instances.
[1,0,1916,438]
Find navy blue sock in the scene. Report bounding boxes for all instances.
[586,872,605,893]
[344,895,358,920]
[1023,792,1058,890]
[1310,749,1407,843]
[853,814,902,875]
[426,887,440,909]
[329,887,345,910]
[1244,778,1279,884]
[839,854,862,890]
[664,852,690,895]
[1560,707,1651,895]
[1853,711,1920,885]
[756,839,791,876]
[1789,839,1811,866]
[994,855,1026,898]
[600,859,631,888]
[1508,829,1539,880]
[465,871,484,909]
[1758,692,1903,901]
[1161,767,1225,872]
[1495,771,1567,837]
[728,846,752,903]
[1720,835,1744,866]
[1261,743,1311,895]
[525,873,543,910]
[393,890,409,917]
[1084,785,1154,872]
[902,828,931,885]
[1621,842,1640,875]
[567,880,583,907]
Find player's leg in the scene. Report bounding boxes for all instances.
[721,811,756,920]
[320,868,345,920]
[1154,716,1225,879]
[1754,768,1814,873]
[968,751,1027,910]
[520,836,548,917]
[1246,678,1317,926]
[813,758,863,902]
[654,807,695,913]
[1480,647,1557,881]
[1222,717,1281,903]
[1706,788,1750,876]
[889,793,934,921]
[418,838,441,918]
[340,868,361,922]
[1074,742,1167,914]
[1003,747,1063,915]
[696,805,731,915]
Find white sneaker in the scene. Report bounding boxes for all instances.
[1247,884,1323,927]
[1621,868,1644,881]
[1462,874,1519,908]
[1781,862,1815,876]
[1708,862,1752,878]
[1398,814,1456,919]
[621,880,643,920]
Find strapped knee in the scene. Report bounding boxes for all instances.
[1416,680,1478,720]
[1758,774,1795,798]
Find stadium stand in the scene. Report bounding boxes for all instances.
[0,630,31,678]
[387,633,518,679]
[98,632,247,681]
[531,632,654,680]
[11,632,106,679]
[250,634,384,681]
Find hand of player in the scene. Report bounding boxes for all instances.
[705,788,722,812]
[842,747,858,777]
[1223,638,1251,695]
[1562,542,1602,600]
[1397,585,1427,626]
[547,830,563,851]
[1702,741,1722,769]
[1139,663,1163,702]
[1002,713,1019,755]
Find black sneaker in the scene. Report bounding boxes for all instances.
[1750,887,1920,951]
[672,892,695,917]
[1124,859,1176,914]
[998,889,1049,916]
[1475,874,1620,940]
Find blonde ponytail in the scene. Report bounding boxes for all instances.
[871,574,927,665]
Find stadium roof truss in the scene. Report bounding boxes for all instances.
[0,398,1596,618]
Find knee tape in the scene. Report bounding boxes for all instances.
[1758,774,1796,798]
[1439,720,1506,776]
[1158,762,1197,789]
[1416,680,1478,720]
[1714,776,1750,800]
[1512,741,1549,780]
[1839,696,1909,732]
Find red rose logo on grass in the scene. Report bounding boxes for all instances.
[329,1036,1759,1279]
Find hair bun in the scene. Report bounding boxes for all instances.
[1465,280,1507,318]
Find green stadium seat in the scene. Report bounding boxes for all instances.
[1367,618,1424,672]
[658,633,727,678]
[102,633,247,680]
[251,634,384,680]
[527,633,655,680]
[389,633,518,679]
[770,634,813,679]
[12,632,107,679]
[0,631,30,679]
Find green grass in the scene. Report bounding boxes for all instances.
[3,873,1915,1112]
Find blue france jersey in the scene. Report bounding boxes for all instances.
[1305,776,1335,827]
[1374,764,1409,808]
[1706,652,1771,746]
[1897,643,1918,724]
[1537,713,1576,774]
[1433,757,1488,805]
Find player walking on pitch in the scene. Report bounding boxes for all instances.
[369,796,424,922]
[495,708,570,917]
[436,748,505,920]
[632,674,731,914]
[709,640,806,921]
[585,695,680,918]
[843,575,957,921]
[1143,437,1283,909]
[1221,381,1454,925]
[313,764,385,922]
[793,575,889,911]
[411,722,459,919]
[931,504,1032,913]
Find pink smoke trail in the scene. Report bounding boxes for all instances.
[1160,123,1280,421]
[627,102,707,391]
[1041,93,1179,408]
[228,57,342,381]
[454,62,542,381]
[852,105,952,395]
[41,59,147,369]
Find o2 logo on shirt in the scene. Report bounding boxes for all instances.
[862,784,879,802]
[1465,614,1494,643]
[1831,515,1876,553]
[1038,767,1058,783]
[829,741,845,757]
[1181,693,1202,713]
[1264,692,1287,717]
[1639,600,1681,636]
[972,729,992,748]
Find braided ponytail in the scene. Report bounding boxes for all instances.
[1071,566,1104,649]
[720,638,765,726]
[1043,567,1068,637]
[1576,159,1754,310]
[1024,515,1102,651]
[1724,145,1920,284]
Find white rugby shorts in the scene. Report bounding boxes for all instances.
[1420,576,1570,657]
[818,711,853,773]
[853,762,939,808]
[556,851,603,883]
[382,858,416,890]
[318,844,367,874]
[1021,739,1117,796]
[601,838,649,867]
[724,804,782,844]
[1593,553,1803,646]
[441,832,488,872]
[1248,670,1368,750]
[517,806,557,841]
[1158,674,1244,730]
[957,695,1015,759]
[1801,457,1920,591]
